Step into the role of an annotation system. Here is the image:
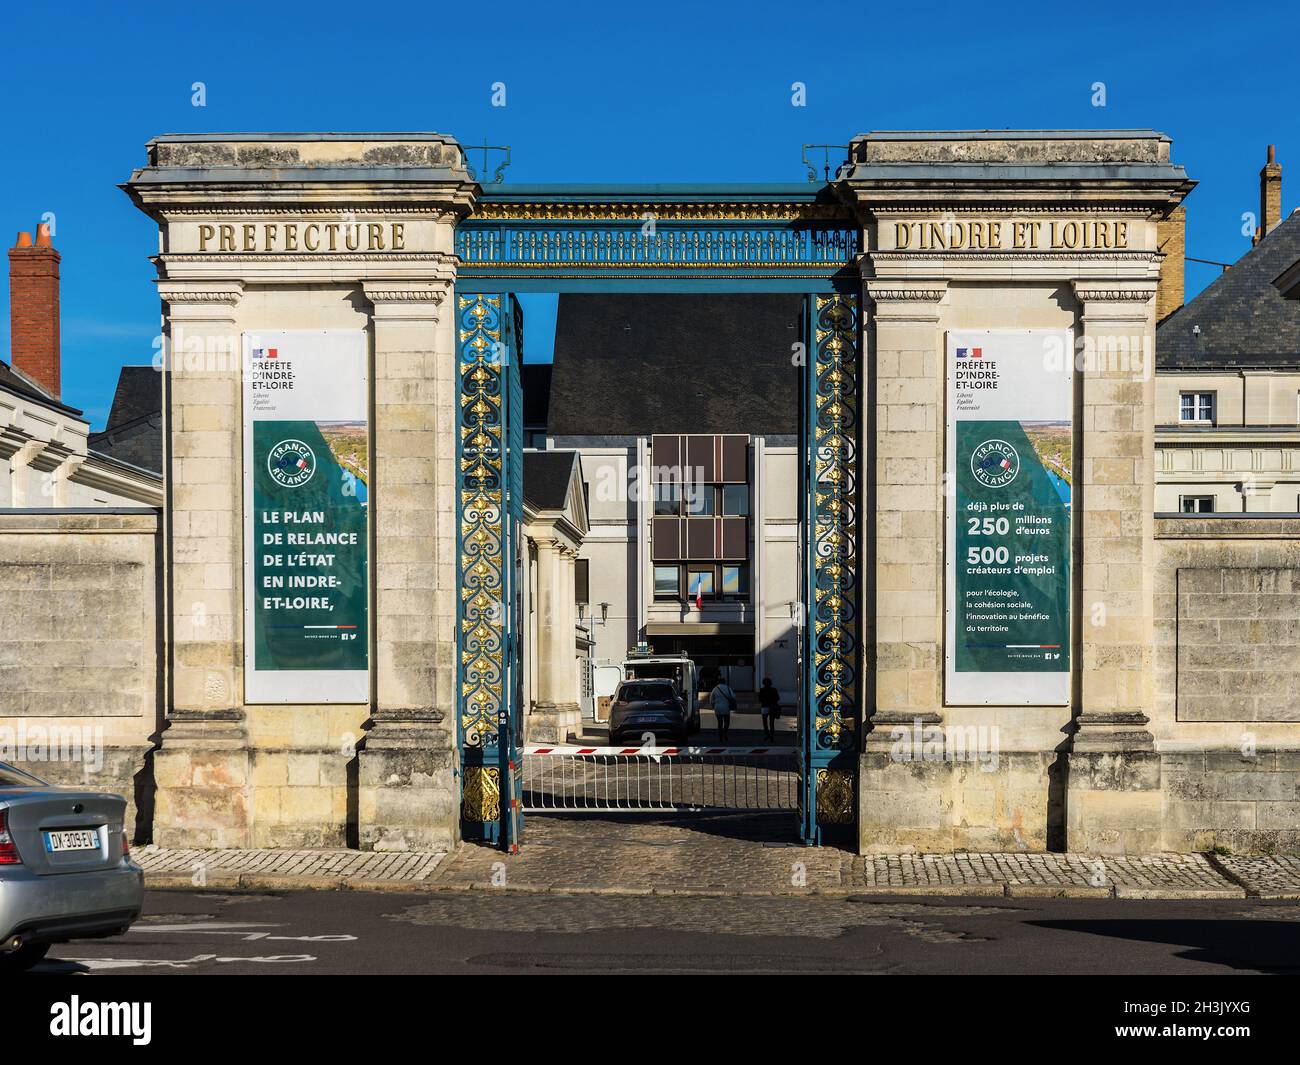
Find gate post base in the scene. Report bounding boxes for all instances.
[529,702,582,744]
[1065,715,1161,855]
[357,708,457,852]
[153,708,253,849]
[859,715,1058,854]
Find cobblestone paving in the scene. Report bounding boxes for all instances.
[134,815,1262,898]
[1214,854,1300,898]
[860,852,1238,896]
[431,814,850,894]
[135,846,446,886]
[426,815,1244,898]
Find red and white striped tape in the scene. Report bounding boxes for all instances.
[524,744,790,757]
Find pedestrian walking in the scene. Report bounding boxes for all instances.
[710,678,737,742]
[758,677,781,741]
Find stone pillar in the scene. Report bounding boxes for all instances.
[530,533,582,743]
[857,281,949,848]
[152,282,253,848]
[1067,281,1163,853]
[530,537,581,742]
[357,281,459,851]
[561,544,578,693]
[862,280,948,743]
[123,132,476,852]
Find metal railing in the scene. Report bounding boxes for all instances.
[522,744,798,813]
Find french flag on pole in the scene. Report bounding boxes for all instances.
[692,574,703,610]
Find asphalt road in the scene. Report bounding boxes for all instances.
[24,887,1300,976]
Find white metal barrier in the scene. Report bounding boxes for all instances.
[522,744,798,812]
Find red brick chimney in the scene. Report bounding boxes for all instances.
[8,222,61,399]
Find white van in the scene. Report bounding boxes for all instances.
[619,653,700,734]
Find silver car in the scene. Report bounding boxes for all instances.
[0,761,144,973]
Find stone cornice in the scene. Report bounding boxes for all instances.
[363,288,446,303]
[871,250,1162,264]
[1072,281,1157,304]
[156,206,461,218]
[160,252,457,265]
[70,455,164,506]
[870,204,1155,216]
[865,286,947,301]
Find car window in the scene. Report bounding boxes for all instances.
[617,682,676,701]
[0,762,45,787]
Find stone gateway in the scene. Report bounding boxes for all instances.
[11,127,1272,856]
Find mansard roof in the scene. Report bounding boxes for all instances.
[1158,211,1300,369]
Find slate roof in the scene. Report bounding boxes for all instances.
[89,413,163,474]
[1158,211,1300,369]
[523,449,581,512]
[0,357,82,416]
[87,366,164,473]
[546,294,801,437]
[104,366,161,430]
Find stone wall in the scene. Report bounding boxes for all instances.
[1153,516,1300,852]
[0,509,162,838]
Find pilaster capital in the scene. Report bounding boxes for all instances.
[1071,280,1157,323]
[864,278,948,321]
[362,280,450,323]
[157,280,244,325]
[532,534,561,554]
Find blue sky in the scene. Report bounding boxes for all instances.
[1,0,1295,428]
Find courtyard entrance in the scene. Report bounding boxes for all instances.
[453,184,862,849]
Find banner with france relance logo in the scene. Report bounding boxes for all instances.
[945,330,1073,706]
[242,331,369,703]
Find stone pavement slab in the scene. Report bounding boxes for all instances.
[135,846,447,891]
[134,814,1278,899]
[427,815,1245,899]
[1212,854,1300,898]
[860,852,1242,899]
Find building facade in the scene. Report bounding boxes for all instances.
[1155,149,1300,515]
[534,294,803,709]
[3,226,161,508]
[519,448,591,742]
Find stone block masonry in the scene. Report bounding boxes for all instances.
[0,509,161,838]
[1174,567,1300,721]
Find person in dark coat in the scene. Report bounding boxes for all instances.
[758,677,781,742]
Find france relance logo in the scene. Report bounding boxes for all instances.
[268,439,317,488]
[970,439,1019,488]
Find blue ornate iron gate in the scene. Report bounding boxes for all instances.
[801,294,860,841]
[453,185,860,846]
[455,293,525,849]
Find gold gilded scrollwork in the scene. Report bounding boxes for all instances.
[462,766,501,823]
[457,294,506,750]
